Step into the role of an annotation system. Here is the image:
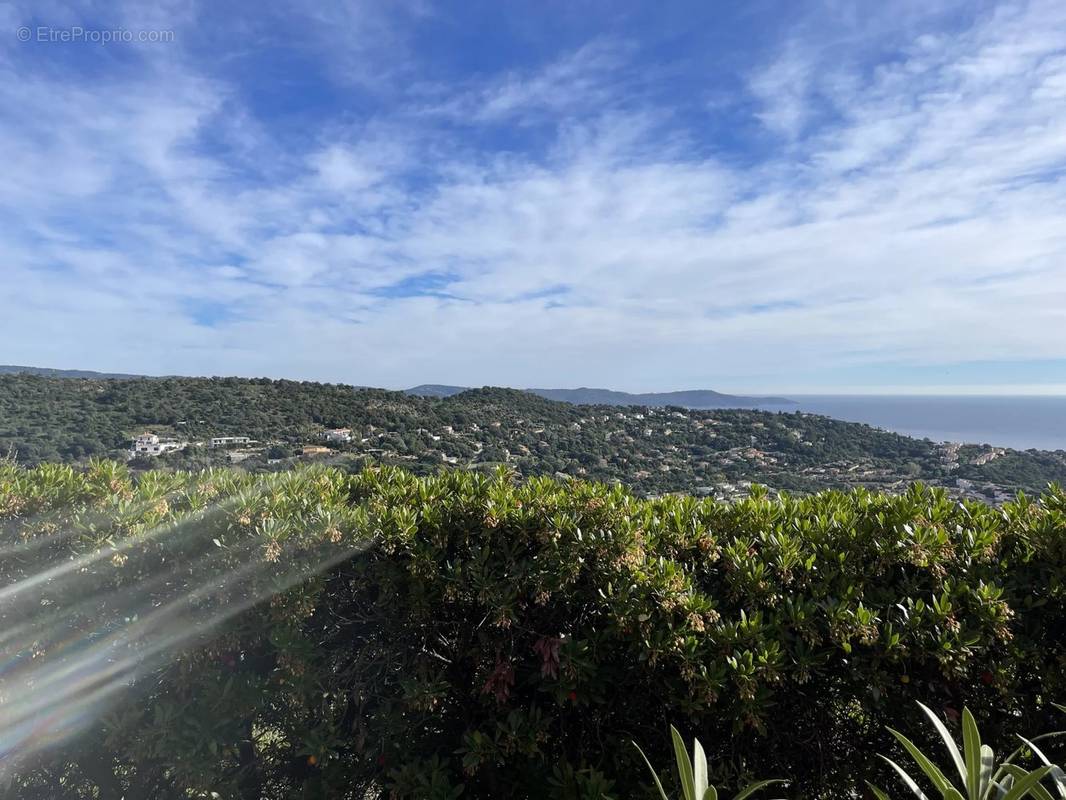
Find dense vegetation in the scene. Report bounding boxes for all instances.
[406,384,795,408]
[2,461,1063,798]
[2,374,1064,496]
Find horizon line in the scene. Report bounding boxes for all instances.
[5,366,1066,398]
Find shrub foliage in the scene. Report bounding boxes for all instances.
[1,461,1064,798]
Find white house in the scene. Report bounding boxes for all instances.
[131,433,185,457]
[321,428,352,443]
[210,436,251,448]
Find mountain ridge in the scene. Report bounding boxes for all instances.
[0,364,148,379]
[1,368,794,409]
[405,384,795,408]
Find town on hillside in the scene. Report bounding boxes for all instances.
[125,408,1026,505]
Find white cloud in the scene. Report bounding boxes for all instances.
[1,0,1065,392]
[748,42,816,140]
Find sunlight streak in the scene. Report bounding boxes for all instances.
[0,490,367,773]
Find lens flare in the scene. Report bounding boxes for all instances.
[0,480,367,777]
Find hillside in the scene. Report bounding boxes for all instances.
[404,383,469,397]
[1,374,1063,498]
[0,364,147,379]
[405,383,795,408]
[4,370,790,408]
[529,386,794,407]
[2,462,1064,798]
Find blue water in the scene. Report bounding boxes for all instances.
[755,396,1066,452]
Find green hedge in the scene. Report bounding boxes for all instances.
[1,461,1063,798]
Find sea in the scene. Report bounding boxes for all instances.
[753,395,1066,452]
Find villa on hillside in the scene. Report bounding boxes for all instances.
[210,436,251,448]
[321,428,352,443]
[131,433,186,457]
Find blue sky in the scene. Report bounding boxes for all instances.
[2,1,1065,394]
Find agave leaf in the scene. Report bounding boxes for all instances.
[981,745,996,800]
[999,767,1052,800]
[1000,766,1025,780]
[1006,726,1066,800]
[1015,733,1066,800]
[881,754,932,800]
[992,779,1012,800]
[867,782,893,800]
[694,736,709,799]
[672,725,697,800]
[1002,734,1066,771]
[919,701,968,786]
[1028,780,1059,800]
[1015,736,1053,768]
[1049,768,1066,800]
[732,779,788,800]
[632,740,671,800]
[704,787,719,800]
[1001,765,1056,800]
[888,726,953,795]
[963,709,982,800]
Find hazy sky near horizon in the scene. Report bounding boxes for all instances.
[2,1,1065,394]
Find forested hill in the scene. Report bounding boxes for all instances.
[404,384,794,408]
[0,364,147,379]
[0,374,1063,497]
[525,386,794,407]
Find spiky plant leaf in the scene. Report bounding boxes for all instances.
[694,736,709,800]
[1014,737,1066,800]
[887,726,952,796]
[632,740,670,800]
[999,767,1052,800]
[1051,769,1066,800]
[1015,737,1053,769]
[1000,765,1055,800]
[880,755,931,800]
[671,725,697,800]
[1026,780,1058,800]
[963,709,983,800]
[732,779,788,800]
[982,745,997,800]
[919,701,968,787]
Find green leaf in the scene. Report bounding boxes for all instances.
[1015,737,1051,767]
[1050,768,1066,800]
[963,709,982,800]
[867,782,893,800]
[888,726,953,796]
[704,787,719,800]
[1027,780,1058,800]
[733,779,788,800]
[672,725,697,800]
[1015,735,1066,800]
[1001,765,1055,800]
[632,740,670,800]
[999,767,1052,800]
[981,745,996,800]
[919,701,968,787]
[694,735,709,800]
[1002,733,1066,771]
[881,754,932,800]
